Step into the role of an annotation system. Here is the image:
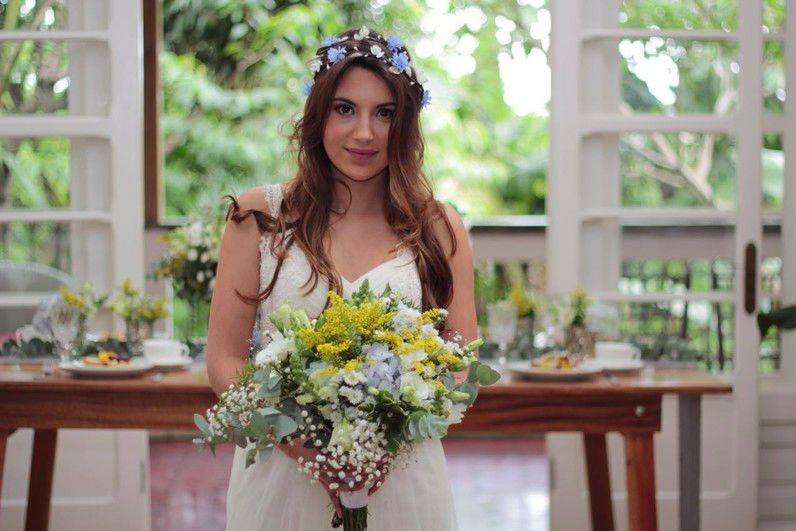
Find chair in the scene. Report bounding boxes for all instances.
[0,261,75,335]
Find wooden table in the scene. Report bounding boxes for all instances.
[0,363,731,531]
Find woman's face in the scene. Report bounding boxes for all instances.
[323,66,395,182]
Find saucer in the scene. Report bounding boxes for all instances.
[592,359,645,373]
[146,357,193,369]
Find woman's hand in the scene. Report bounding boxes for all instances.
[277,436,390,516]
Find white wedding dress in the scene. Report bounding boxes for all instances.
[225,183,458,530]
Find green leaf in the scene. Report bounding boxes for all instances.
[425,414,449,438]
[273,414,299,440]
[476,363,501,385]
[466,361,480,384]
[194,413,210,435]
[455,381,478,406]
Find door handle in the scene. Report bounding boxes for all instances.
[744,242,756,314]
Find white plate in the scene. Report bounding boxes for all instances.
[148,357,192,369]
[591,359,645,372]
[59,358,154,378]
[507,360,602,381]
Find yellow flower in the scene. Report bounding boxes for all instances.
[344,357,362,373]
[420,308,445,325]
[432,379,448,393]
[316,340,352,365]
[437,352,462,365]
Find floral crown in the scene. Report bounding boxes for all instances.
[302,26,431,110]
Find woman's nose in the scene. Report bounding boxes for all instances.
[353,116,375,142]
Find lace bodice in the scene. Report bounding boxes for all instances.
[256,183,422,339]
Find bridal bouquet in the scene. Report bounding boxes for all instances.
[195,280,499,530]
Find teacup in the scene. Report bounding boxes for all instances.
[143,338,190,363]
[594,341,639,363]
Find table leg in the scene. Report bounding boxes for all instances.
[624,432,658,531]
[25,429,57,531]
[583,433,615,531]
[0,429,17,510]
[679,394,701,531]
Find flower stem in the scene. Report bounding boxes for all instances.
[342,507,367,530]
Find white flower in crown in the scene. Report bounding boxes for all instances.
[354,26,370,41]
[309,56,323,73]
[370,44,384,58]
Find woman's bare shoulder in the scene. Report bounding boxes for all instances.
[234,185,271,213]
[431,200,469,258]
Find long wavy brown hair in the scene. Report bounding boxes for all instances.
[226,27,456,311]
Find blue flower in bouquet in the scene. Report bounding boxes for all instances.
[364,343,401,393]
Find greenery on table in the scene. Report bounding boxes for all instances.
[0,335,138,360]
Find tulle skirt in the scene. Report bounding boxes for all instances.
[225,439,458,531]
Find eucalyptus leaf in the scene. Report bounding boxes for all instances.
[194,413,210,435]
[476,363,501,385]
[273,414,299,440]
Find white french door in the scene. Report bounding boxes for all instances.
[546,0,774,529]
[0,1,149,529]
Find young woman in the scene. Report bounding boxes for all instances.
[206,27,477,530]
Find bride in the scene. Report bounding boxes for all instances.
[206,27,477,530]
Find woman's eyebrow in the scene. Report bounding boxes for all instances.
[333,97,396,107]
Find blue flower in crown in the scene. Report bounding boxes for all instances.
[302,80,314,97]
[327,46,347,65]
[420,89,431,109]
[386,35,404,52]
[320,35,340,47]
[390,52,410,73]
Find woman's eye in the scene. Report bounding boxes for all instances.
[378,108,395,119]
[336,104,354,115]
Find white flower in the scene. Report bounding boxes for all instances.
[188,249,199,261]
[254,331,295,366]
[370,44,384,58]
[331,419,354,451]
[196,271,205,282]
[392,303,421,329]
[200,252,209,263]
[400,371,430,400]
[447,403,467,425]
[309,56,323,73]
[400,349,427,371]
[354,26,370,40]
[342,370,366,387]
[339,385,365,405]
[415,68,428,85]
[185,222,203,245]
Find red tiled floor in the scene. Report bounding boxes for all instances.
[150,437,548,531]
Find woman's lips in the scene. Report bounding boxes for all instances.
[345,148,377,162]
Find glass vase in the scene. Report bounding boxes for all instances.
[125,319,144,357]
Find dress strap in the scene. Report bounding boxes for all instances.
[263,183,284,216]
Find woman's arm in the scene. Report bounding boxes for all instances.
[206,186,269,396]
[432,203,478,382]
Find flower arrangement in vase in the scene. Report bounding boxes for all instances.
[109,278,169,357]
[564,288,596,358]
[57,282,108,351]
[152,215,222,355]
